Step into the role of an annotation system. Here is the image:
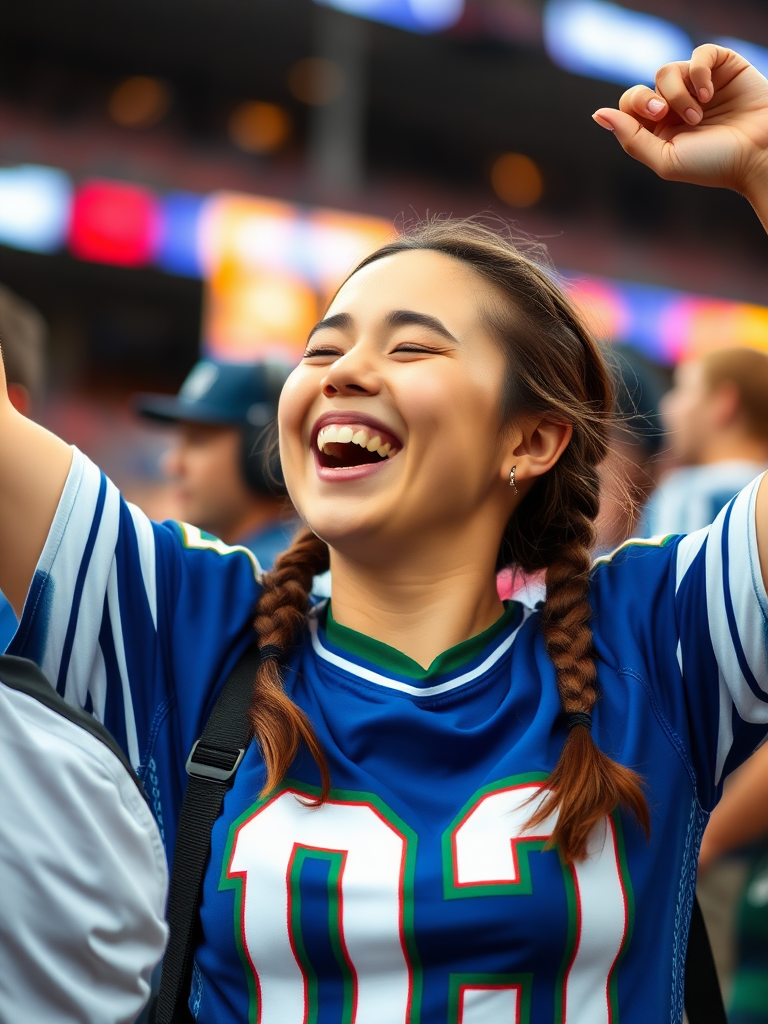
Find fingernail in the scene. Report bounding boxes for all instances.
[647,98,665,115]
[697,87,711,102]
[592,113,614,132]
[684,107,702,124]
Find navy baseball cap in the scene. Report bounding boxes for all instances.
[134,358,294,428]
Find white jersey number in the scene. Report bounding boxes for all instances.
[444,775,630,1024]
[223,776,630,1024]
[223,788,418,1024]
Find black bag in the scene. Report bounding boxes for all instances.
[154,643,727,1024]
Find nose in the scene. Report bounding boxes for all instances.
[321,347,382,398]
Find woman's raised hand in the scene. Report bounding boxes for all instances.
[593,45,768,203]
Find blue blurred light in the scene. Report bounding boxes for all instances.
[715,38,768,80]
[314,0,464,34]
[543,0,692,85]
[0,165,72,253]
[155,192,205,277]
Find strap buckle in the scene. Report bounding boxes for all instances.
[185,739,245,782]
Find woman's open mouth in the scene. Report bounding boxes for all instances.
[314,421,401,472]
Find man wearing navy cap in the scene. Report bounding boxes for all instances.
[135,359,299,571]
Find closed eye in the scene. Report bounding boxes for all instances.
[392,342,448,355]
[303,345,341,358]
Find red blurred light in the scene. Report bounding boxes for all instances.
[68,181,159,266]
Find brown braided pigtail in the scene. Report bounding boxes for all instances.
[525,471,650,861]
[249,526,331,804]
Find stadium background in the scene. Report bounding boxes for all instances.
[1,0,766,513]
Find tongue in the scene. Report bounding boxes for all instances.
[322,442,384,467]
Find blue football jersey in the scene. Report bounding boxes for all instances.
[10,448,768,1024]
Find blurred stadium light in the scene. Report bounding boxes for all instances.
[543,0,692,85]
[0,165,72,254]
[313,0,464,34]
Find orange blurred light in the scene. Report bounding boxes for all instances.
[491,153,544,208]
[229,101,292,154]
[109,76,171,129]
[287,58,345,106]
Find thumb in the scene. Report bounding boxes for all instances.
[593,107,670,176]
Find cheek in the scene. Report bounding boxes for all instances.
[277,374,316,485]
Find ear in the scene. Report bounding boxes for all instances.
[499,414,573,488]
[710,381,740,429]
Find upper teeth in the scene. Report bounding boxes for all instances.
[317,424,396,458]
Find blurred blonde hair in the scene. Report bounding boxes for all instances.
[702,347,768,442]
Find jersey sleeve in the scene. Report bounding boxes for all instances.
[590,473,768,810]
[8,447,264,775]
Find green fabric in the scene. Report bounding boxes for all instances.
[324,600,520,680]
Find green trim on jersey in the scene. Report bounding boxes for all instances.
[324,600,521,681]
[447,971,533,1023]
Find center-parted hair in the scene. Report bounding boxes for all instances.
[248,217,650,864]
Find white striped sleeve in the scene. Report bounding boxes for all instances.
[11,448,159,767]
[676,474,768,784]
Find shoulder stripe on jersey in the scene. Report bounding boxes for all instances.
[728,480,768,692]
[675,528,708,593]
[107,560,140,768]
[719,498,768,707]
[62,476,122,710]
[308,608,532,697]
[592,534,673,570]
[56,472,107,696]
[179,523,262,580]
[698,482,768,784]
[35,451,102,692]
[128,502,158,630]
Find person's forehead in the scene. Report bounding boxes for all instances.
[328,249,493,320]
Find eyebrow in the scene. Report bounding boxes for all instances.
[307,309,459,344]
[386,310,459,343]
[307,312,352,342]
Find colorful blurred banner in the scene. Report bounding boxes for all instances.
[566,273,768,365]
[0,160,765,365]
[198,193,392,361]
[68,180,160,266]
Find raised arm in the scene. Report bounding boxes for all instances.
[0,350,71,614]
[593,44,768,590]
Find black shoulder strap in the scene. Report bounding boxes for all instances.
[154,643,262,1024]
[684,893,727,1024]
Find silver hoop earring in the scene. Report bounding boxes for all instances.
[509,466,518,494]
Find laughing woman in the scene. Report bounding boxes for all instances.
[3,45,768,1024]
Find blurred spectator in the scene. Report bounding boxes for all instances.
[0,285,48,650]
[136,359,299,569]
[642,346,768,1009]
[642,347,768,536]
[595,345,665,552]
